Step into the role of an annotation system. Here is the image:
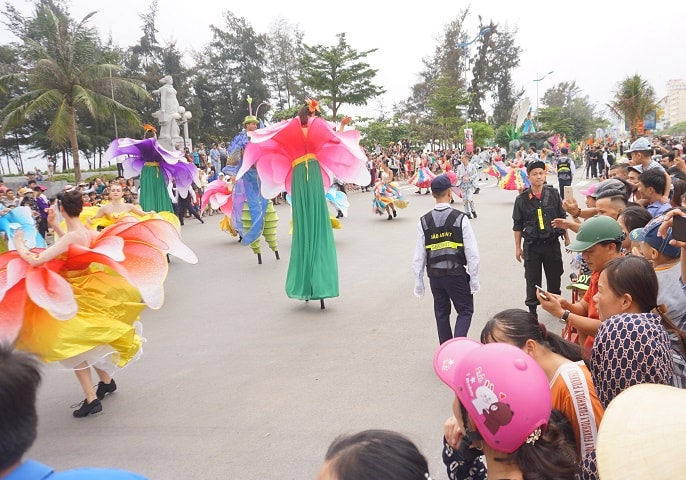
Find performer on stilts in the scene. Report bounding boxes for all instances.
[225,98,279,264]
[104,124,200,229]
[236,99,369,308]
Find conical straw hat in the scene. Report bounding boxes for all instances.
[597,383,686,479]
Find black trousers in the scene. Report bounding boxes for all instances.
[429,274,474,344]
[558,178,572,199]
[177,196,202,224]
[590,159,600,178]
[522,240,563,309]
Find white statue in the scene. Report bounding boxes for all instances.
[152,75,183,149]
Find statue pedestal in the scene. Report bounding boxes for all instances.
[157,136,173,151]
[172,136,192,151]
[157,136,192,152]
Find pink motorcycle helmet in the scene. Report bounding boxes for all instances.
[434,338,552,453]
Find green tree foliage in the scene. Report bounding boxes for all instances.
[607,74,657,140]
[264,17,305,111]
[0,4,149,182]
[192,11,269,144]
[666,121,686,136]
[123,1,191,129]
[467,21,495,121]
[426,75,468,149]
[299,33,385,121]
[407,9,468,114]
[405,12,522,149]
[537,81,602,142]
[460,121,494,149]
[481,24,522,126]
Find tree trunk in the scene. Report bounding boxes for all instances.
[69,105,82,183]
[13,132,24,173]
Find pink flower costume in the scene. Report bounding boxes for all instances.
[236,114,369,302]
[0,218,198,373]
[409,158,435,190]
[201,178,237,235]
[499,159,530,191]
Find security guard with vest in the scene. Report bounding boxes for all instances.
[555,147,575,199]
[513,160,568,318]
[413,174,480,344]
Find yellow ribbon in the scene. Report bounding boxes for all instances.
[144,161,160,178]
[537,208,545,230]
[292,154,316,181]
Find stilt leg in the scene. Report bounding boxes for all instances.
[257,253,262,264]
[320,299,325,309]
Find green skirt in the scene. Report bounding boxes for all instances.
[139,163,173,213]
[286,159,339,300]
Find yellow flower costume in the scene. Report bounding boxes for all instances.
[0,217,198,374]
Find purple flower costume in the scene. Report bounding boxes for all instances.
[105,138,199,213]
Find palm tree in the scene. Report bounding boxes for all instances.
[607,74,657,140]
[0,6,149,182]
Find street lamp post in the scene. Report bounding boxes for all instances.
[533,70,554,123]
[176,107,193,150]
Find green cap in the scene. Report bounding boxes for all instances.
[243,115,258,125]
[567,215,625,252]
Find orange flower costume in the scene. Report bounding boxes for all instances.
[0,217,198,373]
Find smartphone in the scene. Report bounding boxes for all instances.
[535,285,548,300]
[563,186,574,201]
[673,215,686,243]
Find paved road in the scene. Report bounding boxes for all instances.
[30,174,589,479]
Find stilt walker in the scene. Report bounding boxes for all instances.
[227,98,279,264]
[236,99,369,307]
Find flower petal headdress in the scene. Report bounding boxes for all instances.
[306,98,320,113]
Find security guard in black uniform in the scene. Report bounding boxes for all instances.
[513,161,568,318]
[413,175,481,344]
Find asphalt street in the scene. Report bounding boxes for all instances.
[30,173,592,479]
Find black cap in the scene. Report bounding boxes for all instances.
[431,174,452,192]
[592,179,628,199]
[561,147,569,154]
[526,160,546,174]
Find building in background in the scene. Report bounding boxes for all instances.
[665,79,686,128]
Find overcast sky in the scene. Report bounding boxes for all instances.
[4,0,686,120]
